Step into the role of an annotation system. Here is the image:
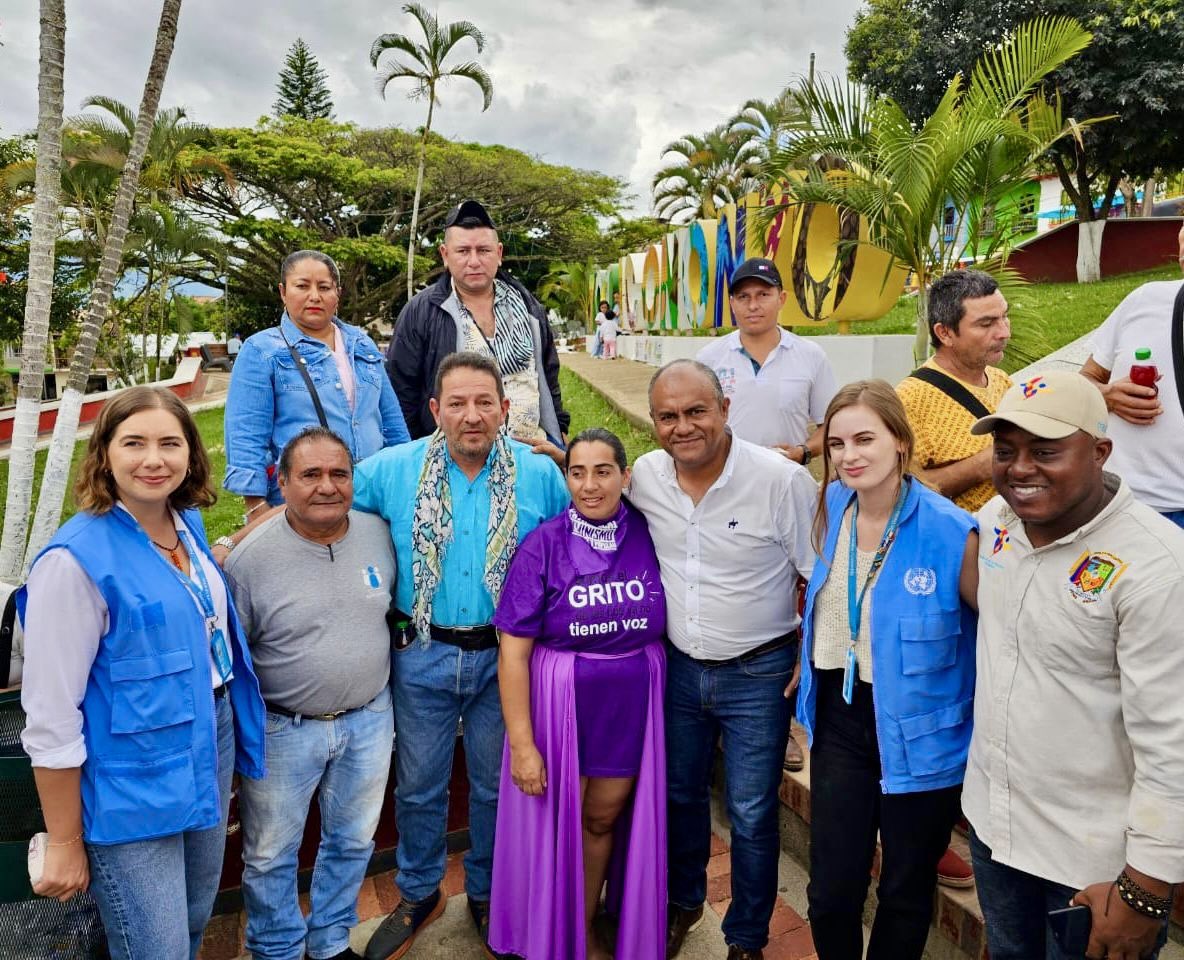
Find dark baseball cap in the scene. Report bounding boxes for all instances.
[729,257,782,289]
[444,199,496,230]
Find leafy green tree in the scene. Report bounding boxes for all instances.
[273,38,334,120]
[179,118,625,331]
[538,259,597,328]
[846,0,1184,281]
[772,16,1093,363]
[370,2,493,300]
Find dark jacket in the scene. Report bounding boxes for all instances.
[386,269,570,441]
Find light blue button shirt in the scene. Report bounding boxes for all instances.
[353,435,569,626]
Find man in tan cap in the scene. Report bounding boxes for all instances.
[963,370,1184,960]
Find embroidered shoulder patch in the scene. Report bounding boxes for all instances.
[1068,550,1126,602]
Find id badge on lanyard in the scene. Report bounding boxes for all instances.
[843,482,908,705]
[174,530,233,684]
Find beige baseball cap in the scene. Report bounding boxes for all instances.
[970,370,1108,440]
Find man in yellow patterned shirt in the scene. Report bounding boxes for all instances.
[897,271,1013,513]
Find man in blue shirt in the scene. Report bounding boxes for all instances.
[354,352,569,960]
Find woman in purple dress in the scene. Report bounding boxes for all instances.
[489,428,667,960]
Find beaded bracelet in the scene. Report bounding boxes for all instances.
[1116,870,1174,920]
[47,832,83,847]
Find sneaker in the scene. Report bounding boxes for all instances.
[783,735,805,773]
[936,847,975,889]
[726,947,764,960]
[666,903,704,959]
[363,887,446,960]
[466,897,514,960]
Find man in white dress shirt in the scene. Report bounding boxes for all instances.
[629,359,817,960]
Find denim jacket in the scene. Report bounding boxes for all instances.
[224,314,409,501]
[796,479,978,794]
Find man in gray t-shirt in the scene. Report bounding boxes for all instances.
[224,427,395,960]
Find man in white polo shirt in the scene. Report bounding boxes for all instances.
[696,258,837,466]
[630,360,817,960]
[966,370,1184,960]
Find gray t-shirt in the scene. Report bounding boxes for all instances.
[225,509,395,714]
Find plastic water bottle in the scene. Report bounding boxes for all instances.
[1130,348,1159,395]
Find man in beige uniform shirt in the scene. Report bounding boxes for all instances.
[966,370,1184,960]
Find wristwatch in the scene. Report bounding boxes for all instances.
[213,536,236,553]
[798,444,812,466]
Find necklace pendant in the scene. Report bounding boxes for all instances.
[168,549,184,571]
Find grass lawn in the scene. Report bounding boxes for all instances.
[0,407,245,543]
[559,368,658,462]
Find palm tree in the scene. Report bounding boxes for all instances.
[765,16,1095,365]
[729,86,808,158]
[369,3,493,301]
[651,124,763,224]
[0,0,65,581]
[538,259,597,330]
[24,0,185,570]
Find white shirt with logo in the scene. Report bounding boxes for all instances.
[965,478,1184,887]
[696,329,838,448]
[628,436,817,660]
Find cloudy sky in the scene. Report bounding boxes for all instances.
[0,0,861,214]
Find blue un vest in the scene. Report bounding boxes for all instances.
[796,479,978,794]
[19,507,266,844]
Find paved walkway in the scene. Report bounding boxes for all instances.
[209,812,828,960]
[560,352,656,436]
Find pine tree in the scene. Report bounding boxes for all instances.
[273,38,334,120]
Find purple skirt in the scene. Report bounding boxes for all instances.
[575,649,649,777]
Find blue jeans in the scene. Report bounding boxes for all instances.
[391,640,503,902]
[241,687,395,960]
[1162,509,1184,529]
[969,829,1167,960]
[87,691,234,960]
[665,641,794,950]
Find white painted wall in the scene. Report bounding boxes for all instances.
[610,333,918,386]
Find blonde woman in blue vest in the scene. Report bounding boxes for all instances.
[794,380,979,960]
[19,386,266,960]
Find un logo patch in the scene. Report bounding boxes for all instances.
[903,567,937,596]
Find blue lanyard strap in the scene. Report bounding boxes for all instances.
[170,530,217,623]
[846,480,909,646]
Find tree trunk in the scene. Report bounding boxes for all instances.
[153,271,170,381]
[24,0,183,572]
[1142,177,1158,217]
[1118,178,1137,217]
[405,95,435,303]
[912,284,930,368]
[0,0,66,582]
[1076,220,1106,283]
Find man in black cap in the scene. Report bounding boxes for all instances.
[696,258,837,468]
[386,199,570,448]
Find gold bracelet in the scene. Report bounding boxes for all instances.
[47,832,83,847]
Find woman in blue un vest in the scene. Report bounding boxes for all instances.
[20,386,266,960]
[794,380,979,960]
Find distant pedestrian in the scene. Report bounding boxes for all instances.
[226,331,242,363]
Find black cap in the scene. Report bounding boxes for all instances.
[444,199,496,230]
[729,257,782,289]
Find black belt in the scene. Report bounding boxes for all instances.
[688,630,799,667]
[213,684,228,699]
[430,622,498,651]
[265,700,363,722]
[391,609,499,651]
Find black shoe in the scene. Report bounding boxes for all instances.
[466,897,516,959]
[666,902,704,959]
[726,947,764,960]
[309,950,362,960]
[363,887,446,960]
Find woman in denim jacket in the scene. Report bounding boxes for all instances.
[794,380,979,960]
[224,250,409,513]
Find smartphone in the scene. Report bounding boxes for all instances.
[27,831,47,887]
[1048,904,1091,953]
